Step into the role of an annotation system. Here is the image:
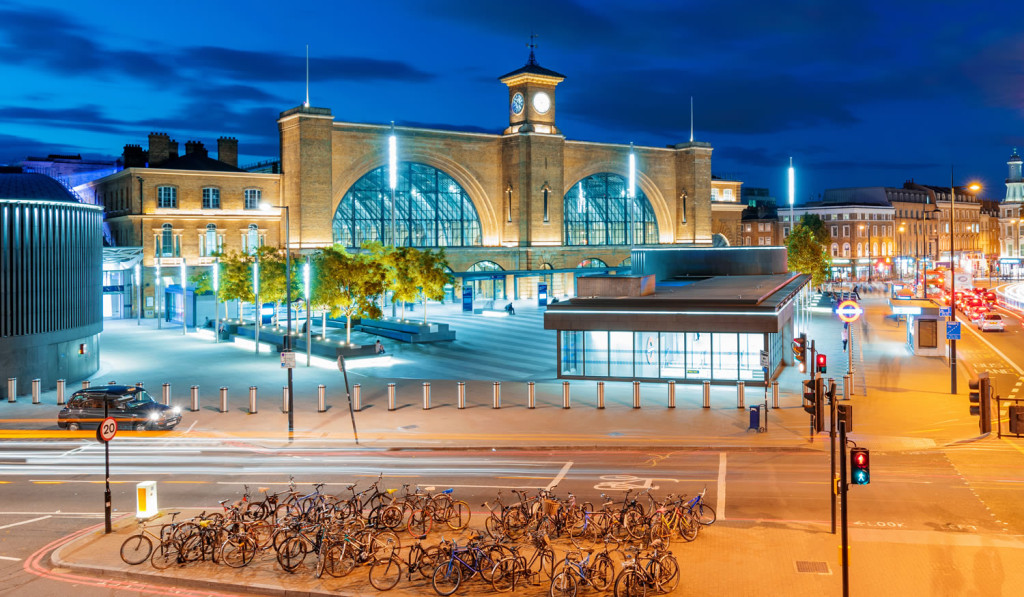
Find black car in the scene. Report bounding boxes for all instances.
[57,385,182,431]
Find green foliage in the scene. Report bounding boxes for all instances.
[414,248,452,322]
[253,245,299,307]
[218,250,255,303]
[313,245,387,343]
[798,214,830,245]
[787,220,832,286]
[189,270,213,295]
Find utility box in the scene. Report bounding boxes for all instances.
[1009,406,1024,435]
[136,481,158,519]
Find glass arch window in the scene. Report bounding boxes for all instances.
[333,162,482,248]
[578,258,608,268]
[159,224,175,257]
[564,173,658,245]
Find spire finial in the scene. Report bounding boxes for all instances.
[689,97,694,143]
[304,44,310,108]
[527,32,539,65]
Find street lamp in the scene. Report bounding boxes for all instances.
[180,259,187,336]
[947,172,982,396]
[261,202,294,435]
[389,122,398,318]
[303,258,311,367]
[213,258,220,344]
[858,224,873,282]
[898,224,905,281]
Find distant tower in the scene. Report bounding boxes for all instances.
[1007,148,1023,202]
[499,38,565,135]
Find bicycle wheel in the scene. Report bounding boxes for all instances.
[220,536,257,568]
[679,511,700,542]
[622,509,650,541]
[655,554,679,593]
[590,554,615,592]
[529,548,557,584]
[550,569,578,597]
[416,545,440,579]
[614,569,647,597]
[120,533,153,565]
[277,537,308,573]
[446,500,470,530]
[368,554,403,591]
[150,540,180,570]
[432,561,462,596]
[371,530,401,560]
[649,519,672,548]
[697,502,717,525]
[275,502,301,522]
[408,508,434,537]
[490,556,518,593]
[323,542,357,578]
[379,504,404,530]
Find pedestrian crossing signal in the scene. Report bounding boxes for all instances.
[816,353,827,374]
[850,448,870,485]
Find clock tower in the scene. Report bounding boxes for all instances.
[500,46,565,135]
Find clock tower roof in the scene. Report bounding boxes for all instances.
[499,49,565,84]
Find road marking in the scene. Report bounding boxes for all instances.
[0,515,51,531]
[960,322,1024,375]
[184,421,197,434]
[717,452,727,521]
[547,462,573,490]
[0,556,20,561]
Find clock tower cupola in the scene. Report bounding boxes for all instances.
[500,40,565,135]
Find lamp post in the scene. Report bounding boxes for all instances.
[180,259,187,336]
[898,224,905,281]
[155,261,162,329]
[389,122,398,318]
[262,202,293,435]
[134,262,142,325]
[253,257,260,354]
[304,258,311,367]
[213,258,220,344]
[947,172,982,396]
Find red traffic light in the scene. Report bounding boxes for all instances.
[853,451,867,466]
[816,353,827,374]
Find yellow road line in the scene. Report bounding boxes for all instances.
[1002,438,1024,457]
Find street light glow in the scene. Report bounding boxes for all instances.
[389,127,398,190]
[788,157,795,206]
[628,144,636,199]
[303,262,310,300]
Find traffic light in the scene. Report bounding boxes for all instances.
[802,379,816,413]
[969,377,982,416]
[816,353,827,374]
[968,373,991,434]
[850,448,870,485]
[837,403,853,432]
[792,333,807,373]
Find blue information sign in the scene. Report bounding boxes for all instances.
[462,286,473,312]
[939,307,952,317]
[946,321,961,340]
[538,283,548,307]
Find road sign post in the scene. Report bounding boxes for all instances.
[99,404,114,534]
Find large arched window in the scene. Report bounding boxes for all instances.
[564,173,658,245]
[333,163,482,248]
[578,258,608,268]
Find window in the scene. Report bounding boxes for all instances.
[831,226,838,237]
[831,243,839,257]
[843,243,851,257]
[159,224,176,257]
[244,189,262,210]
[244,224,262,255]
[202,187,220,209]
[711,188,719,200]
[842,225,850,237]
[745,224,752,232]
[202,224,221,257]
[563,173,659,246]
[723,188,734,200]
[157,186,177,208]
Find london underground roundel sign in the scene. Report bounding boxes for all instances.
[836,300,863,324]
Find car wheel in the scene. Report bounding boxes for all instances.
[67,422,80,431]
[134,423,148,431]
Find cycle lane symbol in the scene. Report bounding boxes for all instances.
[592,475,680,492]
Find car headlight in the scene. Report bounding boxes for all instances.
[149,411,161,421]
[172,406,181,415]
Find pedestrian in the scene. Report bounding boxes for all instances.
[841,323,849,351]
[505,302,515,315]
[375,339,386,355]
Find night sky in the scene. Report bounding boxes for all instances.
[2,0,1021,202]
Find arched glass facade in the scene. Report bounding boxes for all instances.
[333,163,483,248]
[564,173,658,245]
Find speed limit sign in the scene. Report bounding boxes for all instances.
[97,417,117,443]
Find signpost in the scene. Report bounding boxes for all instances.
[280,350,296,369]
[97,407,115,534]
[336,356,359,445]
[939,306,952,317]
[946,321,961,341]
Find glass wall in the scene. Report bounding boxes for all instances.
[559,329,773,383]
[564,173,659,245]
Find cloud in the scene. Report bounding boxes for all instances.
[0,132,94,164]
[0,105,132,135]
[179,47,434,83]
[397,120,498,135]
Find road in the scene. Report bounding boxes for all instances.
[2,440,1023,596]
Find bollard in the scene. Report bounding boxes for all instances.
[667,380,676,408]
[190,385,199,412]
[82,380,90,389]
[737,381,745,409]
[423,382,431,410]
[249,386,258,414]
[527,381,535,409]
[7,378,15,402]
[847,373,855,397]
[562,381,570,409]
[632,381,641,409]
[597,381,605,409]
[32,378,40,404]
[162,382,171,406]
[388,383,396,411]
[57,379,66,405]
[702,380,710,408]
[353,384,361,411]
[457,382,465,409]
[318,384,326,413]
[493,382,501,409]
[843,374,851,401]
[282,387,289,413]
[771,380,779,409]
[220,387,228,413]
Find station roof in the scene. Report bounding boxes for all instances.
[0,172,79,202]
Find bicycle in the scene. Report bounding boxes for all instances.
[613,542,679,597]
[431,536,503,596]
[685,485,717,525]
[490,531,558,592]
[368,534,438,591]
[649,495,700,546]
[550,544,616,597]
[119,511,181,565]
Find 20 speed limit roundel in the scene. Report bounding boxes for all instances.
[97,417,117,442]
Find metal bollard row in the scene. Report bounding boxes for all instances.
[423,382,431,410]
[190,385,199,412]
[32,378,40,404]
[562,381,570,409]
[220,387,228,413]
[388,383,396,411]
[632,381,640,409]
[702,380,710,408]
[282,387,289,413]
[493,382,501,409]
[771,380,779,409]
[162,382,171,406]
[57,379,66,405]
[597,381,604,409]
[6,377,15,402]
[737,381,745,409]
[842,374,851,401]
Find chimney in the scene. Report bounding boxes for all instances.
[217,136,238,168]
[185,140,207,157]
[168,139,179,160]
[122,144,147,168]
[147,132,170,166]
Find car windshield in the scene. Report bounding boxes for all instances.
[985,314,1001,321]
[115,392,155,407]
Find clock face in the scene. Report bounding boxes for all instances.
[532,91,551,114]
[511,92,525,115]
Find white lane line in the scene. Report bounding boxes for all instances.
[0,556,21,561]
[717,452,727,521]
[184,421,197,434]
[547,461,573,491]
[960,321,1024,375]
[0,515,51,531]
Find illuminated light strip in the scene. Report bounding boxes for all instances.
[388,131,398,190]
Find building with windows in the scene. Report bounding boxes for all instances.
[999,149,1024,276]
[709,176,746,246]
[79,135,281,318]
[791,188,896,280]
[0,170,103,396]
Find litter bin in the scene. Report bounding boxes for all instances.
[748,405,760,431]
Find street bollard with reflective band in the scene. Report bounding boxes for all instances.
[423,382,431,410]
[32,378,40,404]
[249,386,258,414]
[597,381,605,409]
[162,383,171,406]
[562,381,570,409]
[457,382,465,409]
[388,383,396,411]
[493,382,501,409]
[527,381,535,409]
[190,385,199,412]
[772,380,779,409]
[220,387,228,413]
[82,380,90,389]
[353,384,361,411]
[667,380,675,408]
[847,373,855,397]
[737,381,745,409]
[7,378,14,402]
[282,387,289,413]
[632,381,641,409]
[56,379,65,405]
[843,374,851,401]
[702,380,710,408]
[318,384,326,413]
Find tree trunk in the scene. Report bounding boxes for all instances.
[322,311,326,337]
[345,312,352,344]
[422,294,427,324]
[401,301,406,321]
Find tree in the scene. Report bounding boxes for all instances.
[218,250,255,323]
[314,245,387,344]
[787,215,831,287]
[253,246,299,326]
[413,248,452,323]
